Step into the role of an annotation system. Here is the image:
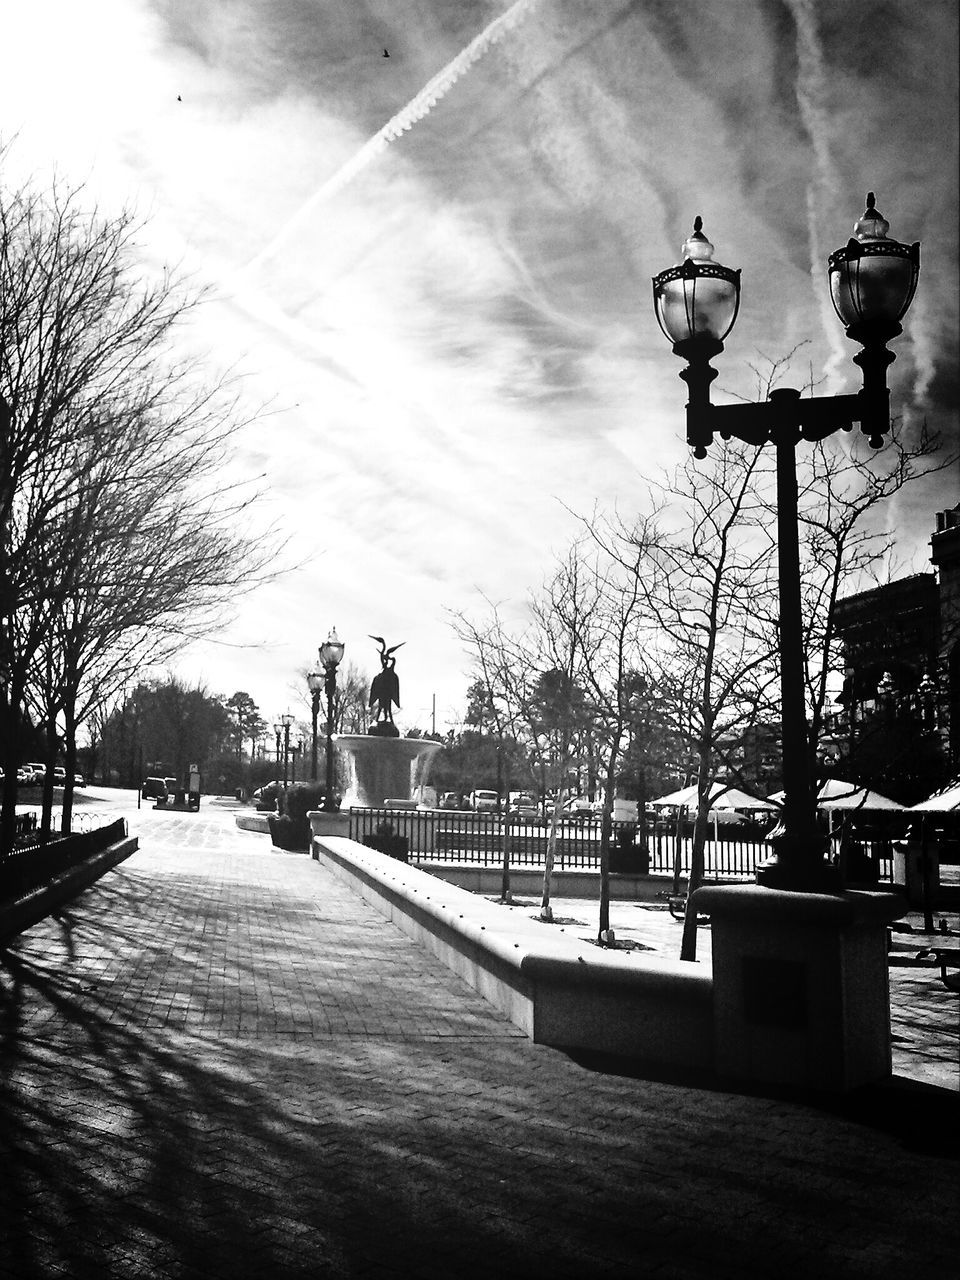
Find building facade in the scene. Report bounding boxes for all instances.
[831,504,960,800]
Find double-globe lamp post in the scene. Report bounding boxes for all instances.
[276,712,294,789]
[307,671,324,782]
[318,628,345,812]
[652,193,920,891]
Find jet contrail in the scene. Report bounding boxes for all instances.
[246,0,542,273]
[785,0,850,387]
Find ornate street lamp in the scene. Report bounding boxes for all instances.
[307,670,324,782]
[319,628,345,812]
[273,722,282,769]
[280,711,294,788]
[653,193,919,890]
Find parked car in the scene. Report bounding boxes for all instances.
[508,791,539,820]
[26,763,46,785]
[53,766,67,787]
[469,789,499,812]
[142,776,169,800]
[562,796,595,820]
[74,773,85,787]
[439,792,461,810]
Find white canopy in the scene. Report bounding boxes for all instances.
[911,779,960,812]
[650,781,774,811]
[767,778,903,811]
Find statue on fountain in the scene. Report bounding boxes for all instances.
[368,636,404,737]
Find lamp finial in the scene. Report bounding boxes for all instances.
[682,216,714,262]
[853,191,889,241]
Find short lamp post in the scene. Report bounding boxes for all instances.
[653,193,919,891]
[307,671,324,782]
[280,712,294,789]
[319,628,345,812]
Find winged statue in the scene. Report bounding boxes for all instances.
[368,636,404,732]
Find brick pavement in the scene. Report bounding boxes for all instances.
[1,809,958,1279]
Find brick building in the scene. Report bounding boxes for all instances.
[832,504,960,798]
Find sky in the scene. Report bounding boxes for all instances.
[2,0,958,736]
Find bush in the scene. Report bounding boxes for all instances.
[280,784,325,823]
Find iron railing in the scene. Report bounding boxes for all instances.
[0,817,129,903]
[347,806,902,884]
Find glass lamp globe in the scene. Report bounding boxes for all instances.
[319,627,345,672]
[828,193,920,336]
[653,217,741,349]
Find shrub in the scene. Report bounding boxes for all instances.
[280,784,325,823]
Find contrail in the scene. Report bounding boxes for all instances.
[785,0,849,387]
[245,0,542,273]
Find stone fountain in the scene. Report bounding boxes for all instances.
[309,637,442,841]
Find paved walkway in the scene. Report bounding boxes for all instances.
[1,808,958,1279]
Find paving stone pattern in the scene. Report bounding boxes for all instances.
[1,810,958,1279]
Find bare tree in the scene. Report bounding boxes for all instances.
[1,161,278,847]
[589,442,779,960]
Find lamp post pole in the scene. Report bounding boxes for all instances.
[273,723,282,771]
[307,672,323,783]
[653,195,919,891]
[280,712,294,789]
[318,628,345,813]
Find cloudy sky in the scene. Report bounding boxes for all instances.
[3,0,957,734]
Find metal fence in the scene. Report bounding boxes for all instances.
[0,817,129,903]
[347,807,902,884]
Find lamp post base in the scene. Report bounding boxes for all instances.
[756,827,840,892]
[693,883,906,1091]
[756,855,841,893]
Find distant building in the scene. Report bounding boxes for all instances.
[831,504,960,797]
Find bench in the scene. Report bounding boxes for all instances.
[915,947,960,993]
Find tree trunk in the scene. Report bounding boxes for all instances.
[500,820,512,903]
[680,786,710,961]
[61,694,79,834]
[0,681,22,852]
[540,791,563,922]
[597,749,620,943]
[40,713,57,842]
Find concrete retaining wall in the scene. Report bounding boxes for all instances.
[313,833,714,1069]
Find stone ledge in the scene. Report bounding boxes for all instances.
[693,883,907,926]
[235,813,272,833]
[313,834,714,1068]
[0,835,139,944]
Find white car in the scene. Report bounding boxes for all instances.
[562,796,595,820]
[469,789,499,812]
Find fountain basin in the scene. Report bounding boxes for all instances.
[335,734,442,809]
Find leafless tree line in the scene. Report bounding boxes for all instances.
[1,160,277,847]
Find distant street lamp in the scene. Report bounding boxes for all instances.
[273,722,282,770]
[307,670,324,782]
[280,712,294,788]
[653,193,919,890]
[319,628,345,812]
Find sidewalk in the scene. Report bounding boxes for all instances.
[1,809,957,1279]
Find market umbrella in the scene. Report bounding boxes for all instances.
[650,781,774,810]
[911,779,960,811]
[767,778,904,811]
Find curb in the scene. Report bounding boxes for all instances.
[0,835,139,945]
